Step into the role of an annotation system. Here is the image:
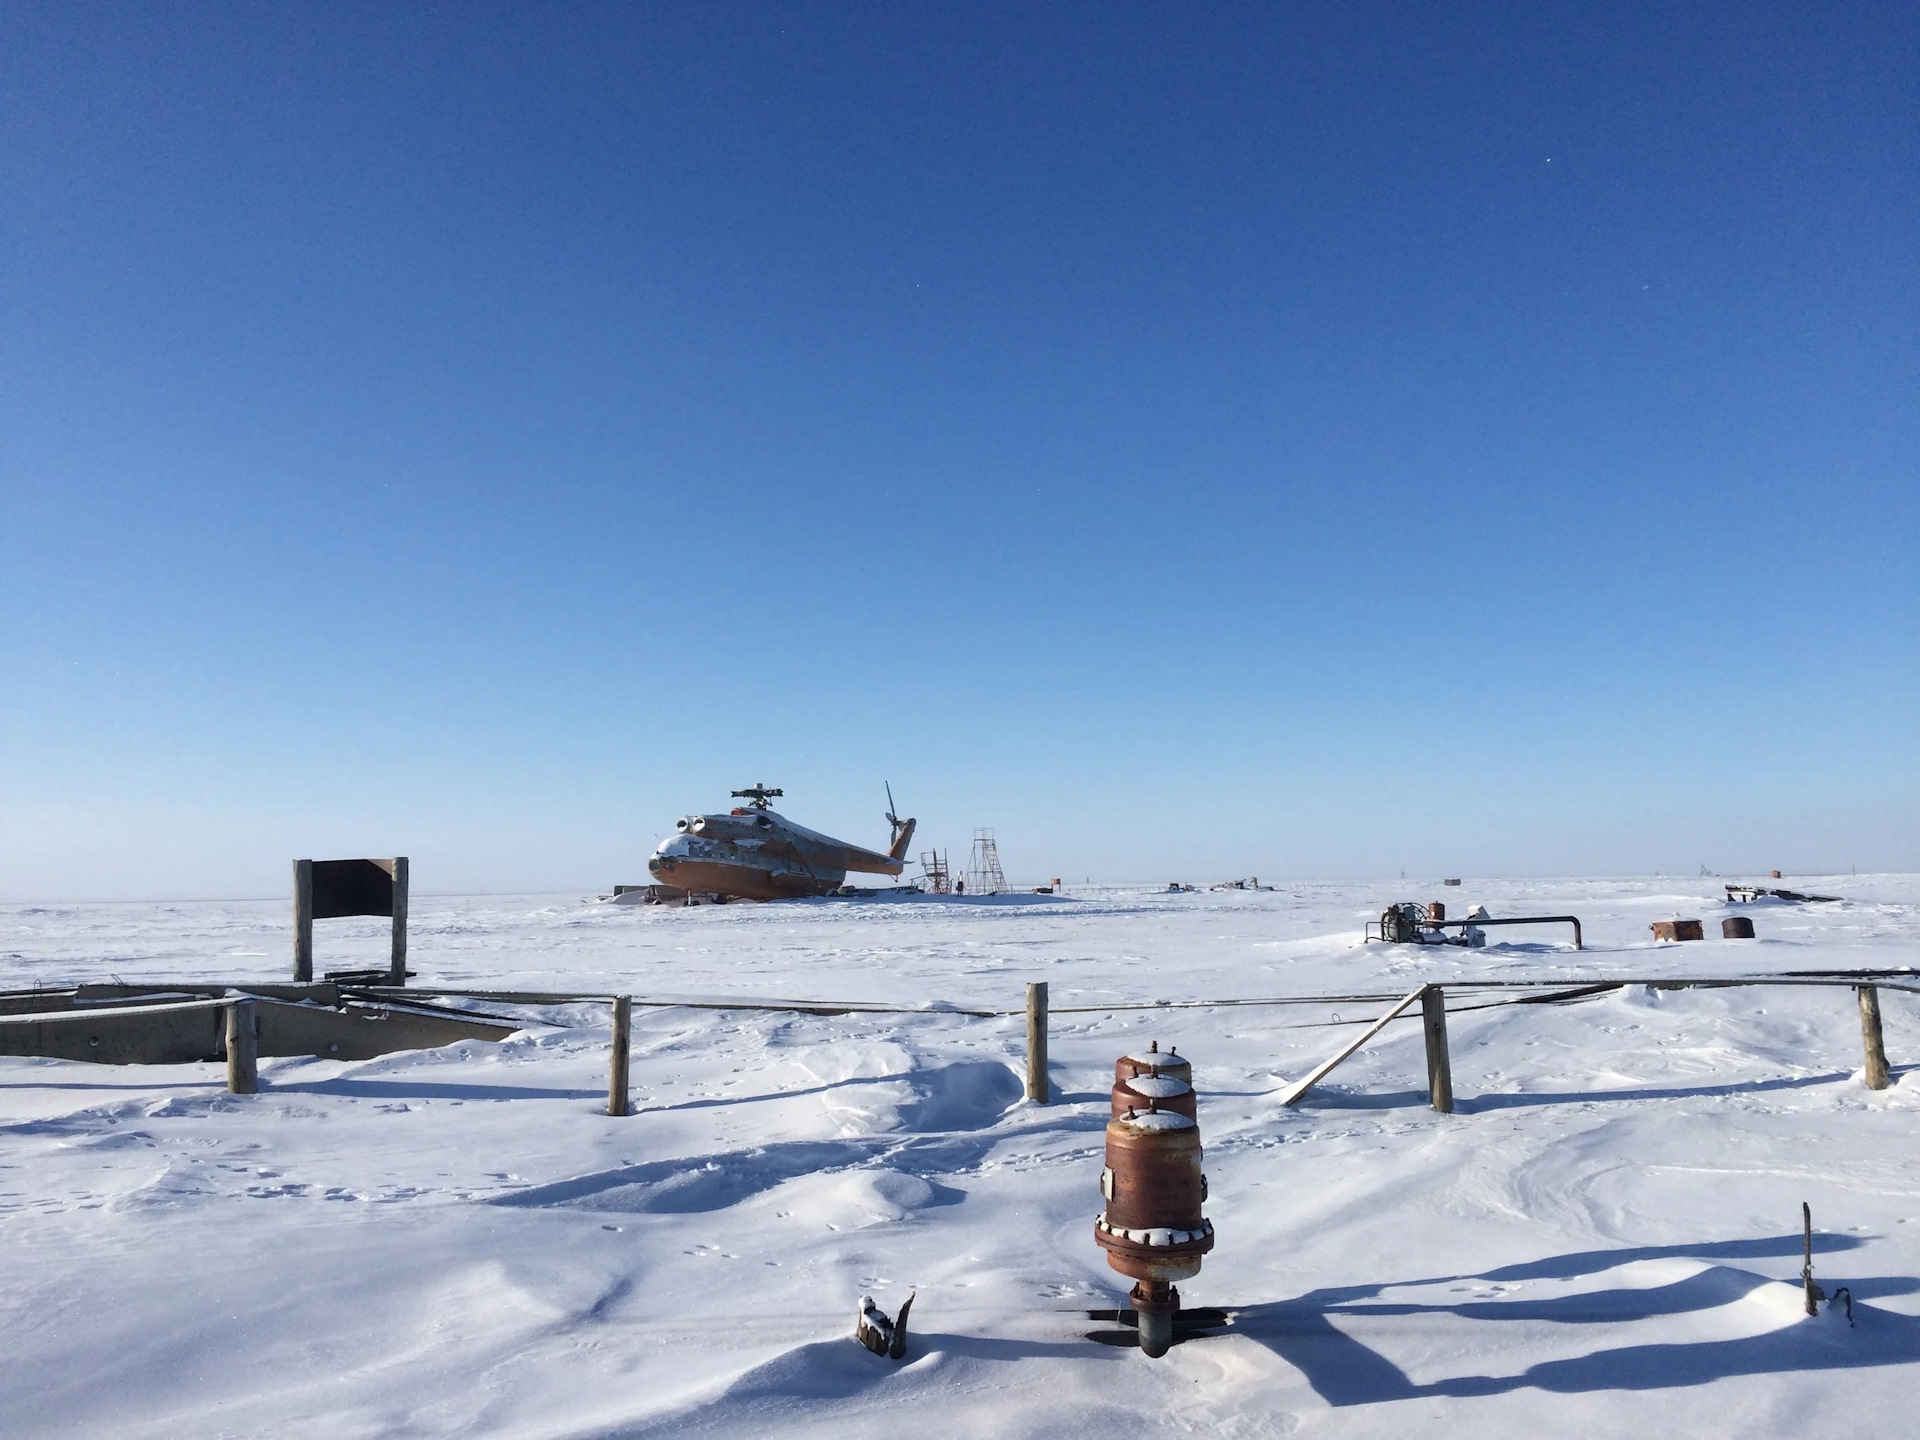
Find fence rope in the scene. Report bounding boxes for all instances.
[341,970,1920,1030]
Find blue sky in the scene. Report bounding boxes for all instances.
[3,3,1915,898]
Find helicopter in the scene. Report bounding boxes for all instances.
[646,784,917,901]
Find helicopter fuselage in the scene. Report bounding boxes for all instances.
[648,807,907,901]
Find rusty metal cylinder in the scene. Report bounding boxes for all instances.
[1722,915,1756,939]
[1427,900,1446,924]
[1098,1045,1213,1359]
[1114,1041,1190,1087]
[1110,1072,1196,1120]
[1096,1111,1213,1286]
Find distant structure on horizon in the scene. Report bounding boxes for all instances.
[919,849,952,894]
[965,828,1008,895]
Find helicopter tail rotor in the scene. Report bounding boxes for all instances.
[885,783,917,862]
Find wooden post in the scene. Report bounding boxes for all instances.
[1858,985,1890,1090]
[292,859,314,983]
[608,994,631,1116]
[1421,984,1454,1114]
[1025,981,1049,1103]
[1803,1201,1821,1315]
[388,856,409,986]
[225,998,258,1095]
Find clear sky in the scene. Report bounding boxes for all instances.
[3,3,1915,899]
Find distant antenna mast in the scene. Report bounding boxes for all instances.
[731,783,783,811]
[966,828,1007,895]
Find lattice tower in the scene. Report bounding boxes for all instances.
[919,850,951,895]
[965,828,1007,894]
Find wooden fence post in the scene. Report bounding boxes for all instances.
[1858,985,1890,1090]
[1421,984,1454,1114]
[608,995,632,1116]
[1025,981,1049,1103]
[389,856,409,986]
[225,998,258,1095]
[292,859,314,983]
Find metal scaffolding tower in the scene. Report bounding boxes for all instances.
[965,829,1007,895]
[918,850,951,894]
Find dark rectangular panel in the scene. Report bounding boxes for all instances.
[311,859,395,919]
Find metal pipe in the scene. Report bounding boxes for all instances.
[1420,914,1584,950]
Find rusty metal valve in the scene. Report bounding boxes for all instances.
[1096,1044,1213,1357]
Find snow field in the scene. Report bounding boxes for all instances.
[2,876,1917,1437]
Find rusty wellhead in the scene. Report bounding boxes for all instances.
[1096,1042,1213,1357]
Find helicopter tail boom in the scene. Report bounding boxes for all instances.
[887,816,917,863]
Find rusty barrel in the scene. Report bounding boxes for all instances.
[1111,1072,1196,1120]
[1722,915,1756,939]
[1427,900,1446,923]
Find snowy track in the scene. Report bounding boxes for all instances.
[3,877,1917,1436]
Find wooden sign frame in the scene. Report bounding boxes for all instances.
[293,857,409,984]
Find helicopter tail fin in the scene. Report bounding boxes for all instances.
[888,816,917,863]
[884,783,916,863]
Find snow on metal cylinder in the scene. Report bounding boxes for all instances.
[1096,1041,1213,1357]
[1115,1039,1190,1086]
[1110,1071,1196,1120]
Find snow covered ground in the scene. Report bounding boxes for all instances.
[3,875,1917,1437]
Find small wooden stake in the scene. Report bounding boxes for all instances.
[1025,981,1049,1103]
[608,994,631,1116]
[388,856,410,986]
[1858,985,1890,1090]
[225,998,258,1095]
[292,859,314,983]
[1422,985,1454,1114]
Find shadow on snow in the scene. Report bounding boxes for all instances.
[1300,1070,1855,1112]
[488,1062,1088,1214]
[1231,1233,1919,1404]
